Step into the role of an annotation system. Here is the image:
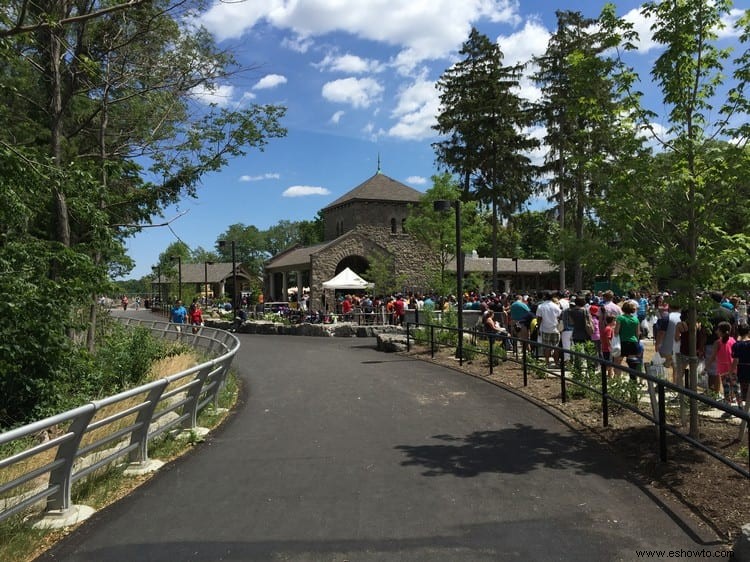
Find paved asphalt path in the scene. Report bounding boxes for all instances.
[37,324,722,561]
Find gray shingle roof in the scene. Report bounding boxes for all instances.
[447,256,557,274]
[265,241,335,269]
[322,172,423,211]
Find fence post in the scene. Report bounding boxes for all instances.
[430,326,435,359]
[658,382,668,463]
[406,322,411,352]
[46,406,97,511]
[601,362,609,427]
[522,344,528,387]
[489,336,494,375]
[560,357,567,403]
[127,380,170,463]
[181,365,215,430]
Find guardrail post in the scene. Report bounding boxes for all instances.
[182,365,215,430]
[46,406,97,512]
[127,381,170,464]
[658,383,668,463]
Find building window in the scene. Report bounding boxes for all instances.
[391,218,396,234]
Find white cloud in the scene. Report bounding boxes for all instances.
[240,173,281,182]
[191,83,235,106]
[282,34,314,53]
[622,8,657,53]
[253,74,288,90]
[718,9,744,39]
[282,185,332,197]
[496,18,550,67]
[330,110,345,124]
[200,0,520,69]
[388,77,440,140]
[406,175,427,185]
[322,77,383,108]
[239,91,257,104]
[316,52,385,74]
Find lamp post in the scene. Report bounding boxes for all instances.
[152,265,162,316]
[512,257,519,293]
[204,261,213,306]
[434,199,463,364]
[219,240,237,312]
[170,255,182,302]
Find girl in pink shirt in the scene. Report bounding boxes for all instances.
[708,321,737,405]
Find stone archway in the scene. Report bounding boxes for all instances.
[335,255,370,276]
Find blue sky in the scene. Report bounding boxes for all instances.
[121,0,747,280]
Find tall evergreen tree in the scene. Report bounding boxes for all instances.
[533,8,640,291]
[433,28,538,291]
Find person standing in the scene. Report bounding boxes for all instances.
[190,302,204,333]
[703,292,736,394]
[731,323,750,411]
[656,302,683,383]
[121,295,129,311]
[536,291,562,364]
[171,299,187,331]
[707,321,737,412]
[568,296,593,345]
[615,300,642,378]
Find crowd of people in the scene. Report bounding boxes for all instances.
[331,288,749,413]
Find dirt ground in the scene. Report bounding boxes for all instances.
[403,340,749,546]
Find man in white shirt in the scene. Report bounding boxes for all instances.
[536,291,562,364]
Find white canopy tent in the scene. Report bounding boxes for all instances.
[322,267,374,290]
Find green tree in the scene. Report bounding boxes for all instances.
[509,210,559,260]
[533,8,641,291]
[434,28,538,291]
[364,251,397,297]
[297,213,325,247]
[404,174,488,294]
[602,1,750,436]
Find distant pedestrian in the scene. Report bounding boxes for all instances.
[171,299,187,331]
[190,302,204,333]
[121,295,128,311]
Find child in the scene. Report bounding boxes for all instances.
[601,315,616,377]
[707,321,737,414]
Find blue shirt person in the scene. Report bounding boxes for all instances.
[171,300,188,325]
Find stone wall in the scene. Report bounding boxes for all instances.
[323,200,411,241]
[310,225,436,311]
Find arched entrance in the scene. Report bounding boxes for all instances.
[335,255,369,276]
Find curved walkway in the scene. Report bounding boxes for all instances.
[37,333,723,561]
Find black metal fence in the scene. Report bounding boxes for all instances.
[406,321,750,479]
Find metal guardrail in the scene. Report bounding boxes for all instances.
[0,318,240,525]
[406,321,750,479]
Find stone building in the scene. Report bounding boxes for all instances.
[264,169,558,310]
[264,171,435,311]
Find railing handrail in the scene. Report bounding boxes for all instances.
[0,318,240,524]
[406,320,750,479]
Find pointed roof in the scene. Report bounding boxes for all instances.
[322,172,423,211]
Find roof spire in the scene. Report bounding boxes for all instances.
[376,153,381,174]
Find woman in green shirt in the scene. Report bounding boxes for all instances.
[615,300,642,374]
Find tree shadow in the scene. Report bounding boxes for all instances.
[395,424,626,479]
